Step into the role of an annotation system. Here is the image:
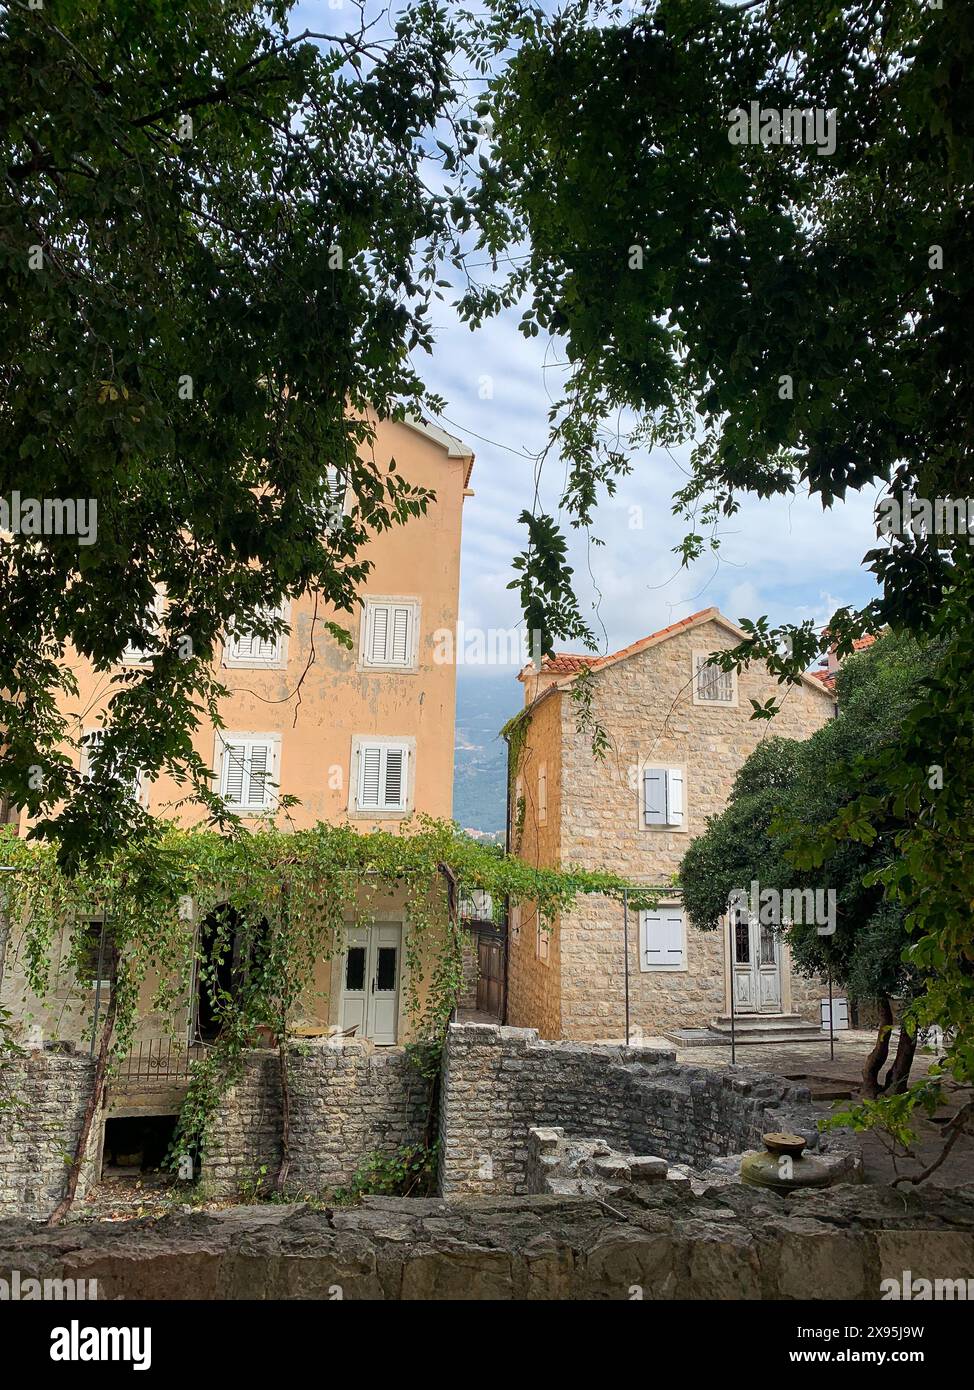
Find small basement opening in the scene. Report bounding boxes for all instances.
[101,1115,178,1177]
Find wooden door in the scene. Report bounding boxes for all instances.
[476,935,504,1017]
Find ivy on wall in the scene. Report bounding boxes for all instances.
[0,817,659,1213]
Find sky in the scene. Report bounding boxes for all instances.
[421,298,883,674]
[288,0,886,674]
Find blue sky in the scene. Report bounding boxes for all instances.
[288,1,886,670]
[420,298,883,671]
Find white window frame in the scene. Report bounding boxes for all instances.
[215,733,281,814]
[692,650,738,707]
[642,765,686,830]
[222,602,290,669]
[639,904,687,973]
[349,736,413,816]
[121,592,165,666]
[80,729,144,804]
[319,466,350,533]
[359,597,419,672]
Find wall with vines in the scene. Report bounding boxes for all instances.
[0,818,658,1212]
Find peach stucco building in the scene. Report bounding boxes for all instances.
[1,415,473,1050]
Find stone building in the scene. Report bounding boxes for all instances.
[506,607,836,1041]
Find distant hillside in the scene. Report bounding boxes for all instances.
[452,670,522,836]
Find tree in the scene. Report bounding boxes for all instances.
[463,0,973,665]
[461,0,973,1166]
[0,0,474,868]
[680,635,935,1098]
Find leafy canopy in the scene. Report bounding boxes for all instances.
[0,0,475,867]
[462,0,973,670]
[680,635,934,1007]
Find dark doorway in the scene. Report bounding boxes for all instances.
[102,1115,178,1175]
[194,903,269,1042]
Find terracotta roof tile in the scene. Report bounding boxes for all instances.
[539,654,600,674]
[535,608,719,677]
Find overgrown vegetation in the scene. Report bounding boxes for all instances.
[680,635,955,1127]
[0,817,658,1219]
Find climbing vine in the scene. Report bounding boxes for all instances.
[0,818,658,1212]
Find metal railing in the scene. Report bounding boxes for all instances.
[114,1038,207,1087]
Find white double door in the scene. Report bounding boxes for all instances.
[340,924,401,1044]
[732,914,782,1014]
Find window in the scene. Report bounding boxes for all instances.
[80,730,143,803]
[536,913,550,964]
[693,651,736,706]
[217,735,279,812]
[354,740,410,813]
[537,762,547,825]
[319,466,349,533]
[640,907,686,972]
[360,599,418,669]
[643,766,685,827]
[223,604,289,668]
[459,889,494,922]
[75,919,117,989]
[122,592,165,665]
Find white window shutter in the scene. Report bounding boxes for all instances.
[123,594,163,663]
[642,910,685,970]
[247,743,270,807]
[226,606,283,665]
[384,748,405,808]
[319,467,348,531]
[357,743,408,811]
[696,653,734,703]
[665,768,685,825]
[662,910,684,966]
[80,730,105,777]
[364,601,414,667]
[221,742,248,806]
[390,606,411,664]
[642,912,661,967]
[359,747,382,808]
[369,605,390,664]
[644,767,666,825]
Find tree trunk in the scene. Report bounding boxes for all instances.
[882,1021,917,1094]
[47,948,119,1226]
[862,995,894,1099]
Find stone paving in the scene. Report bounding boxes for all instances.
[666,1029,973,1191]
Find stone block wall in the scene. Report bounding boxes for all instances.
[510,616,837,1039]
[439,1023,675,1195]
[201,1042,430,1197]
[438,1023,840,1196]
[0,1054,99,1220]
[506,690,564,1039]
[459,928,479,1011]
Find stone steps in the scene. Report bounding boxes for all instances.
[705,1014,828,1045]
